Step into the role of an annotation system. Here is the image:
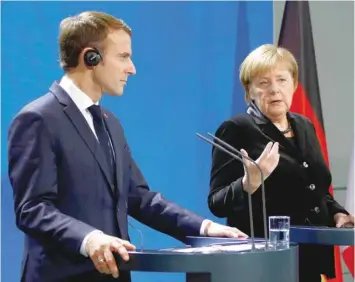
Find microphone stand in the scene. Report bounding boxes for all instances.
[197,132,268,250]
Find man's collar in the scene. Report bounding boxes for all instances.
[59,75,98,111]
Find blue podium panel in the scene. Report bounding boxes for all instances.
[117,241,299,282]
[290,226,354,246]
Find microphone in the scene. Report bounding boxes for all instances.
[196,133,256,250]
[207,133,267,247]
[196,132,268,250]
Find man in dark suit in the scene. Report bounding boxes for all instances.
[7,11,247,282]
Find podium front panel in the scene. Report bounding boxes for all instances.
[117,242,298,282]
[290,226,354,245]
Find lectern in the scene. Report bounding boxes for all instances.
[183,226,354,282]
[117,239,299,282]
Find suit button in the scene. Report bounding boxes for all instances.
[309,184,316,191]
[312,207,320,214]
[302,161,309,168]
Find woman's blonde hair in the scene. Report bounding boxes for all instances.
[239,44,298,102]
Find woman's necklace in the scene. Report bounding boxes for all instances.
[280,121,292,134]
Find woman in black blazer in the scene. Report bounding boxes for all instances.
[208,44,354,282]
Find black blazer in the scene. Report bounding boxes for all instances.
[209,102,348,278]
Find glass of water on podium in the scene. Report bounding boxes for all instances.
[268,216,290,249]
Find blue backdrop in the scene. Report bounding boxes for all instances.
[1,1,273,281]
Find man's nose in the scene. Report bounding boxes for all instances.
[127,60,136,75]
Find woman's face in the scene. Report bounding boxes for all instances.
[249,62,295,121]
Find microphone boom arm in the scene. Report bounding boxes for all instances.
[206,132,268,248]
[197,132,268,250]
[196,133,256,250]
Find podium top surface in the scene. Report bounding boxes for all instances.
[186,225,354,247]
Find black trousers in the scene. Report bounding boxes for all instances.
[299,272,322,282]
[299,243,333,282]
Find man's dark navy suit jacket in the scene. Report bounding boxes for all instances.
[8,81,204,282]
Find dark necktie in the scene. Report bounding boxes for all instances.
[88,105,115,183]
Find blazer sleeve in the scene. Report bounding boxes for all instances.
[8,110,96,253]
[125,145,205,242]
[325,193,349,217]
[208,120,249,217]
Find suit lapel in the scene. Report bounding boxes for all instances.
[50,81,115,196]
[102,111,124,198]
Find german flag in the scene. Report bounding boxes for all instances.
[278,1,343,282]
[342,147,355,277]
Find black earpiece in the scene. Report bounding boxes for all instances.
[83,48,102,67]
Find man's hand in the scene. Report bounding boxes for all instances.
[334,213,354,228]
[85,232,136,278]
[204,221,248,238]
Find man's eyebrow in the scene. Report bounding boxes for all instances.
[119,52,131,58]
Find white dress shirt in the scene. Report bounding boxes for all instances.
[59,75,210,257]
[60,75,99,139]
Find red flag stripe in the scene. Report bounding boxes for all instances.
[342,246,355,277]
